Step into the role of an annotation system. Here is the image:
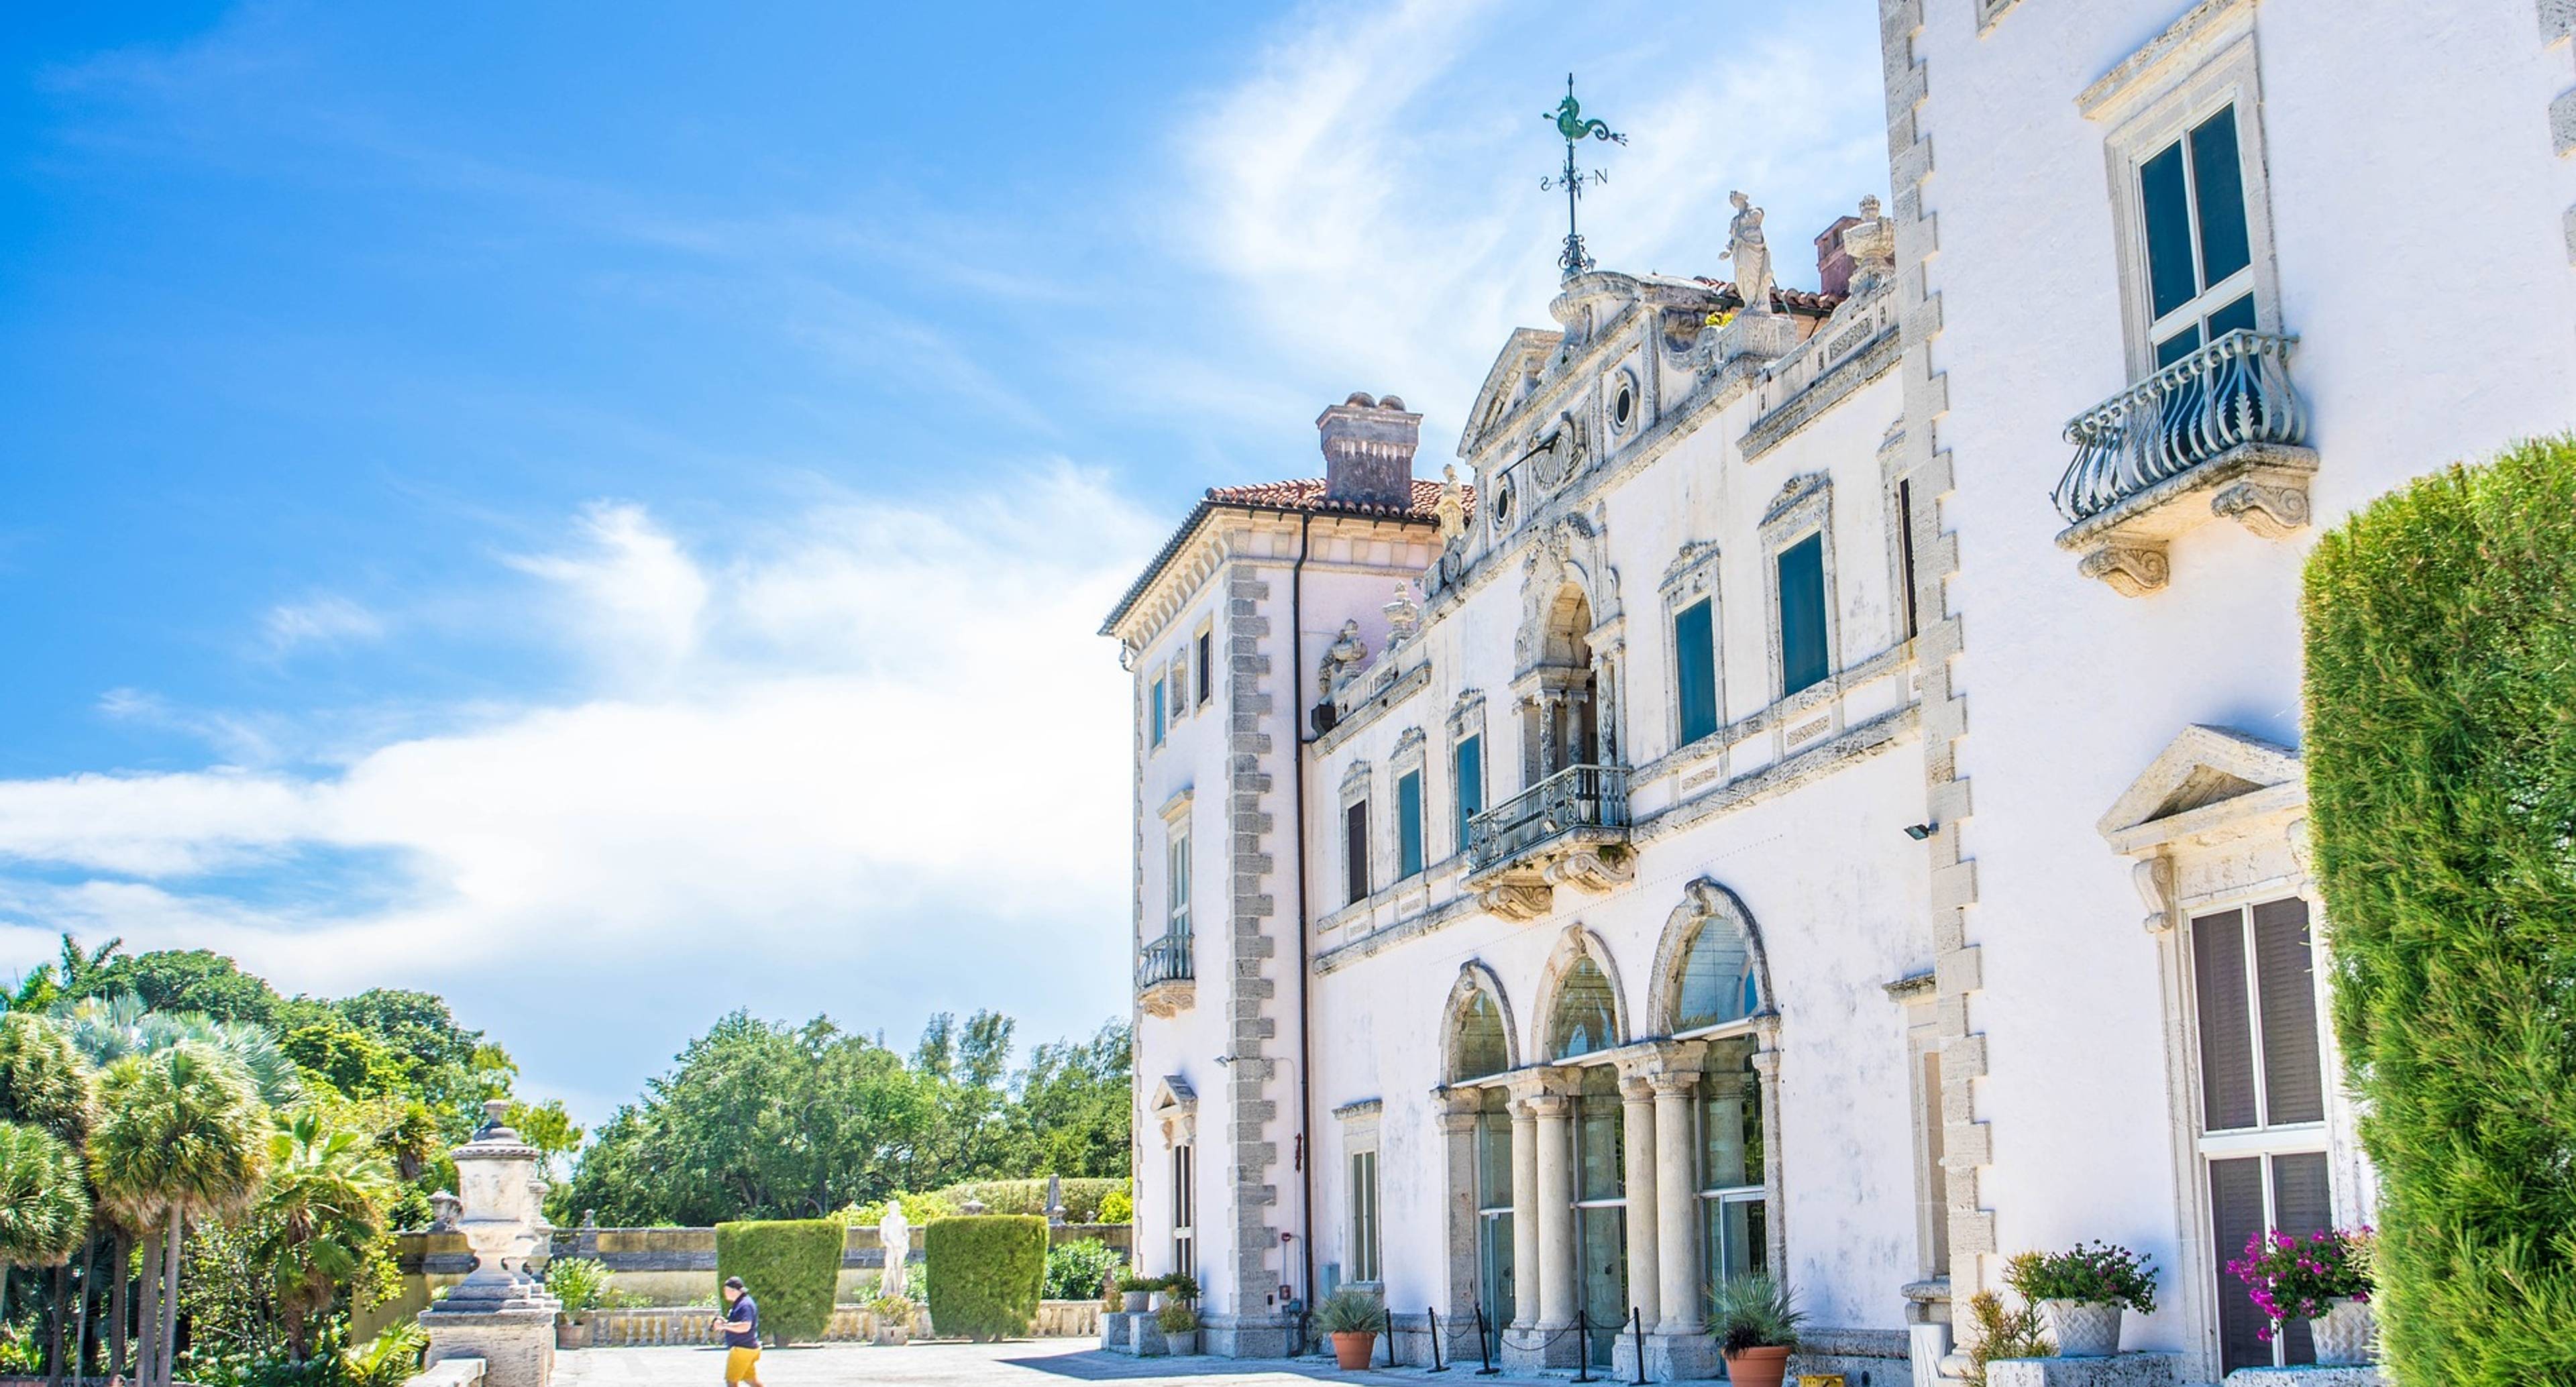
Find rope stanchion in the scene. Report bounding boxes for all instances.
[1474,1305,1498,1376]
[1630,1308,1646,1386]
[1428,1307,1447,1372]
[1385,1306,1397,1369]
[1574,1308,1594,1384]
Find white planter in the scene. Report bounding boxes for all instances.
[2038,1299,2124,1357]
[1122,1290,1152,1313]
[2308,1296,2376,1366]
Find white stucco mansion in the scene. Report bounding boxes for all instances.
[1099,3,2576,1384]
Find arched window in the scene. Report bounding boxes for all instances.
[1548,957,1619,1059]
[1452,989,1510,1083]
[1673,915,1759,1031]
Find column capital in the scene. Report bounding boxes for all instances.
[1431,1084,1485,1133]
[1612,1038,1707,1085]
[1750,1047,1783,1081]
[1648,1068,1703,1100]
[1503,1064,1572,1103]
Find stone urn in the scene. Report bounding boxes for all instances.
[1122,1290,1152,1313]
[1166,1329,1199,1355]
[2308,1296,2376,1366]
[1722,1345,1793,1387]
[2039,1299,2124,1357]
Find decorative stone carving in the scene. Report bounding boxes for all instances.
[429,1190,464,1231]
[2133,855,2176,934]
[1479,883,1554,922]
[1436,464,1468,543]
[879,1204,912,1298]
[1843,195,1896,294]
[1318,620,1368,699]
[420,1102,560,1387]
[1383,584,1421,646]
[2075,542,2172,597]
[1542,848,1633,893]
[1722,191,1776,316]
[2210,478,2312,538]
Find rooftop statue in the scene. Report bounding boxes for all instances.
[1723,190,1775,315]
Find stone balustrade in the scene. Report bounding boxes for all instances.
[577,1299,1099,1346]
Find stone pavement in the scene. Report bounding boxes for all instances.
[553,1340,1578,1387]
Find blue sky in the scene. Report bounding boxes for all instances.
[0,1,1884,1123]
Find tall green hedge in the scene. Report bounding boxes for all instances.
[714,1219,845,1345]
[925,1214,1046,1341]
[2303,436,2576,1385]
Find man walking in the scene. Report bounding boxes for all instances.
[714,1276,762,1387]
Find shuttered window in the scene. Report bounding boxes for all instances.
[1348,1150,1382,1283]
[1776,535,1829,697]
[1454,734,1484,852]
[1150,678,1167,746]
[1674,598,1719,744]
[1396,770,1425,879]
[1344,799,1371,905]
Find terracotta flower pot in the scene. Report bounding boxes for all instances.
[555,1319,589,1349]
[2308,1296,2376,1366]
[1331,1330,1378,1370]
[2039,1299,2124,1357]
[1723,1344,1793,1387]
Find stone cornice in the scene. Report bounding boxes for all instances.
[2077,0,2255,119]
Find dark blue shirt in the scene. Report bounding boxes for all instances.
[723,1294,759,1349]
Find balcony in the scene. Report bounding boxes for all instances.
[1136,933,1194,1017]
[2051,329,2317,596]
[1462,763,1634,922]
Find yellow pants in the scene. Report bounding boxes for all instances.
[724,1347,761,1384]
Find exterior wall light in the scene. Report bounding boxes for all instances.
[1903,822,1936,840]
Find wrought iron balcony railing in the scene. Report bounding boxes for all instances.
[1136,932,1194,991]
[1466,763,1631,874]
[2052,330,2306,524]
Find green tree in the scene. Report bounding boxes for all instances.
[501,1099,583,1182]
[76,950,284,1028]
[0,1123,89,1343]
[252,1111,395,1360]
[89,1042,270,1387]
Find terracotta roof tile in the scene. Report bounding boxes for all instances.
[1101,476,1461,636]
[1690,278,1844,315]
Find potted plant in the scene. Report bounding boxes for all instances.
[2226,1226,2375,1366]
[1315,1286,1385,1370]
[1157,1300,1201,1355]
[1116,1273,1158,1314]
[1707,1274,1803,1387]
[1163,1272,1200,1307]
[544,1256,613,1349]
[869,1292,916,1346]
[2004,1242,2156,1357]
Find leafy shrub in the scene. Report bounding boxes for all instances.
[1162,1272,1198,1302]
[2226,1227,2374,1337]
[932,1178,1124,1223]
[1098,1187,1132,1224]
[868,1292,914,1321]
[1705,1274,1803,1353]
[545,1256,615,1321]
[835,1190,959,1227]
[1115,1272,1161,1294]
[345,1321,426,1387]
[2004,1241,2157,1314]
[1043,1237,1124,1301]
[1962,1290,2053,1387]
[714,1219,845,1345]
[924,1214,1046,1341]
[1314,1286,1384,1335]
[1157,1301,1199,1333]
[2303,437,2576,1387]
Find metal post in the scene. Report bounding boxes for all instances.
[1575,1307,1594,1383]
[1474,1305,1498,1376]
[1429,1307,1446,1372]
[1631,1308,1647,1385]
[1385,1307,1398,1368]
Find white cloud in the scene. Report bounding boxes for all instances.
[264,594,385,651]
[0,469,1157,1104]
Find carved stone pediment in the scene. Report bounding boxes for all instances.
[1148,1075,1198,1145]
[2097,724,2304,858]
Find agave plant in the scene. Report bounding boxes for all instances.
[1706,1273,1805,1354]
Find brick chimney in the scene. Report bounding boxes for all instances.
[1814,213,1864,298]
[1316,392,1422,508]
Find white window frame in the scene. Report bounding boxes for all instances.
[1339,760,1373,907]
[2097,32,2282,380]
[1338,1099,1384,1286]
[1448,691,1489,859]
[1758,477,1839,713]
[1165,828,1191,942]
[1194,621,1216,708]
[1659,540,1726,760]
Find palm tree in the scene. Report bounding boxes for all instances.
[0,1013,98,1387]
[0,1123,88,1349]
[253,1110,394,1360]
[89,1042,268,1387]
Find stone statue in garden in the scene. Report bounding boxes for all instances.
[879,1205,911,1300]
[1723,190,1775,315]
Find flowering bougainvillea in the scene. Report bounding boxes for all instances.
[2226,1226,2374,1339]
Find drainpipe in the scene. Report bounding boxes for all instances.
[1287,508,1318,1337]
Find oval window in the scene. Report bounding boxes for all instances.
[1613,382,1635,430]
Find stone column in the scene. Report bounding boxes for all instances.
[1508,1087,1544,1333]
[1502,1069,1578,1373]
[1433,1088,1484,1330]
[1648,1042,1715,1382]
[1752,1046,1786,1276]
[1532,1092,1576,1331]
[420,1102,561,1387]
[1608,1068,1661,1383]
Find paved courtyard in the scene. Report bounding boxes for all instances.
[555,1341,1574,1387]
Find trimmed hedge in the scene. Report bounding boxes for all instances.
[714,1219,845,1345]
[2302,436,2576,1386]
[925,1214,1046,1341]
[932,1178,1124,1223]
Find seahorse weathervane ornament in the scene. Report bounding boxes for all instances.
[1540,73,1627,280]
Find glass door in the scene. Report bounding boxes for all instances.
[1573,1066,1627,1368]
[1474,1095,1515,1358]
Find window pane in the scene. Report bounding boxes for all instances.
[2193,909,2259,1131]
[1195,631,1212,705]
[1397,770,1425,878]
[2205,292,2259,343]
[2140,138,2198,319]
[2155,322,2203,368]
[2208,1156,2271,1374]
[1476,1105,1514,1207]
[1698,1072,1756,1190]
[1575,1088,1623,1201]
[1455,734,1484,848]
[1150,679,1166,745]
[2191,105,2253,290]
[1776,535,1829,696]
[1454,991,1509,1082]
[1675,918,1756,1031]
[2254,898,2324,1125]
[1578,1204,1627,1366]
[1345,801,1371,904]
[2271,1151,2332,1366]
[1674,598,1719,744]
[1896,479,1920,641]
[1548,959,1619,1059]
